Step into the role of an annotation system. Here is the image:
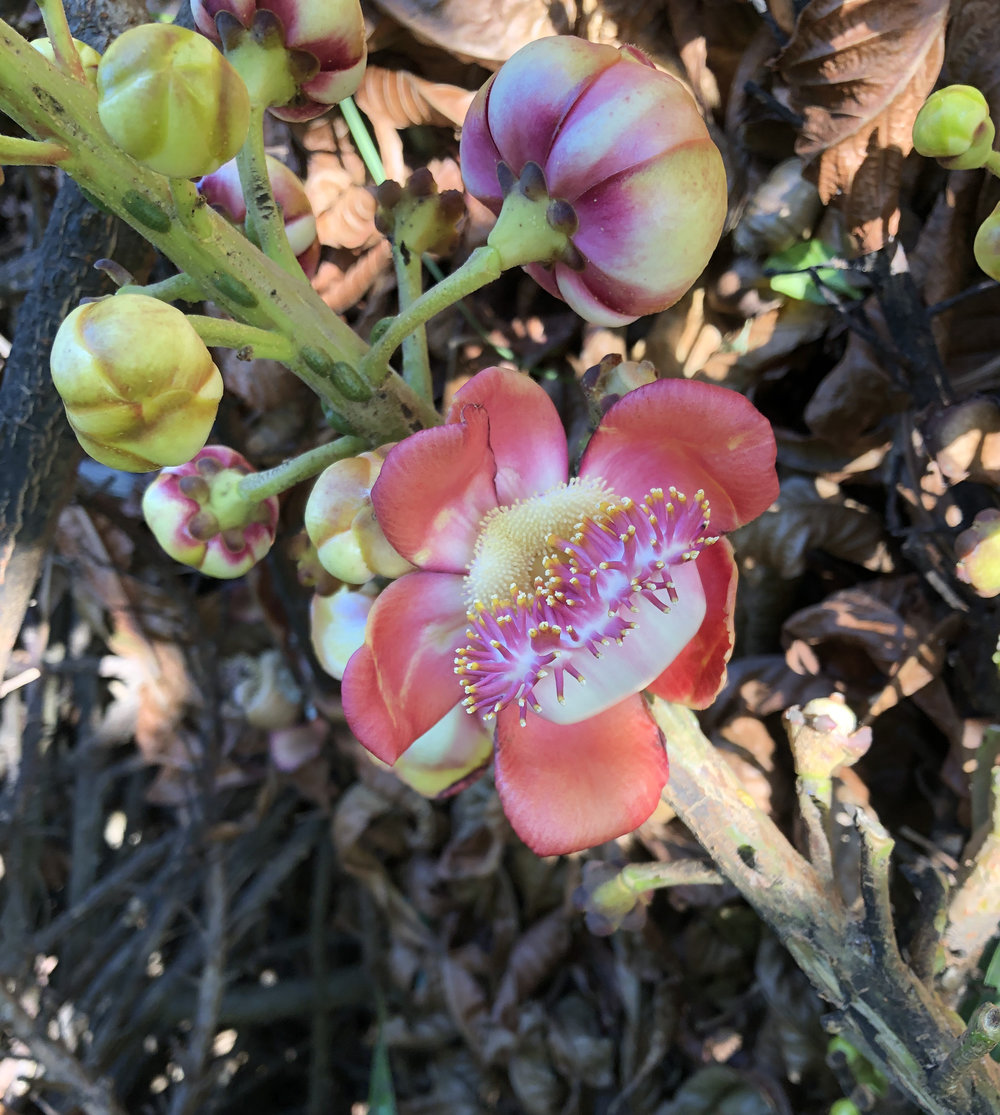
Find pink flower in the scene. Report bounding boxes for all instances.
[342,368,778,855]
[460,36,728,327]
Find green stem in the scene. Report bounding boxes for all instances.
[119,272,205,303]
[984,151,1000,179]
[394,248,433,401]
[237,435,368,501]
[340,97,385,184]
[423,255,517,363]
[169,178,214,242]
[0,135,69,165]
[35,0,83,83]
[237,104,301,277]
[186,314,296,362]
[361,245,502,380]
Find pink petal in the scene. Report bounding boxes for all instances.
[580,379,778,534]
[459,75,506,212]
[371,404,498,571]
[446,367,568,503]
[495,696,668,855]
[341,571,469,764]
[646,540,737,708]
[475,38,620,188]
[532,559,706,724]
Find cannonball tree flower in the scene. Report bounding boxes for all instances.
[343,368,778,855]
[198,155,320,277]
[142,446,280,578]
[460,36,727,327]
[50,294,223,471]
[192,0,366,121]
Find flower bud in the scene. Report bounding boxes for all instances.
[304,447,413,583]
[50,294,223,471]
[783,695,872,783]
[956,509,1000,598]
[382,705,494,799]
[198,155,320,276]
[192,0,366,122]
[374,168,466,257]
[97,24,250,178]
[310,584,375,679]
[460,36,727,326]
[913,85,995,170]
[31,37,101,88]
[141,446,280,578]
[975,199,1000,282]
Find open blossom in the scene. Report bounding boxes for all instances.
[460,36,727,327]
[343,368,778,855]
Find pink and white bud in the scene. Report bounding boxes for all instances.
[310,584,375,679]
[142,446,280,578]
[304,446,413,584]
[198,155,320,276]
[192,0,366,122]
[460,36,727,327]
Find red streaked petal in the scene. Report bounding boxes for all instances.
[371,404,498,572]
[447,367,568,504]
[341,571,469,764]
[646,540,737,709]
[495,697,668,856]
[459,74,505,212]
[580,379,778,533]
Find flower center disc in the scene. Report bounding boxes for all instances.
[464,477,611,606]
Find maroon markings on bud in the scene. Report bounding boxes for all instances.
[546,198,579,237]
[222,527,247,552]
[518,161,548,201]
[189,509,222,540]
[559,241,588,273]
[408,167,435,197]
[215,10,246,50]
[197,455,225,478]
[178,474,211,500]
[496,161,516,196]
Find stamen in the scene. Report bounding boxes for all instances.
[455,484,714,723]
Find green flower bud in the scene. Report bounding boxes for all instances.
[50,293,223,471]
[975,199,1000,281]
[956,509,1000,598]
[31,37,101,88]
[912,85,995,170]
[97,24,250,178]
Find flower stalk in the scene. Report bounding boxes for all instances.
[236,104,302,276]
[237,435,368,502]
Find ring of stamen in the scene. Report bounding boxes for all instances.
[455,485,716,725]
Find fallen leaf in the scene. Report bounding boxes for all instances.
[777,0,948,251]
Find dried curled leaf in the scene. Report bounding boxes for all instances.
[356,65,474,131]
[777,0,948,251]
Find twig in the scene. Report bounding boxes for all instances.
[932,1003,1000,1094]
[0,983,128,1115]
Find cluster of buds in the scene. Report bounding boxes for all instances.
[141,446,280,578]
[97,24,250,178]
[50,294,223,471]
[192,0,366,120]
[198,155,320,276]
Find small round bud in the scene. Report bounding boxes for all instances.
[31,37,101,88]
[142,446,280,578]
[304,447,413,584]
[97,24,250,178]
[310,584,375,679]
[784,694,872,782]
[50,294,223,471]
[975,199,1000,282]
[956,508,1000,598]
[912,85,995,170]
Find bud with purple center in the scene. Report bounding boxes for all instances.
[191,0,366,121]
[142,446,280,578]
[198,155,320,276]
[50,294,224,472]
[460,36,728,326]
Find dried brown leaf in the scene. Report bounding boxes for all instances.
[733,475,891,578]
[367,0,576,65]
[946,0,1000,126]
[491,908,571,1029]
[777,0,947,251]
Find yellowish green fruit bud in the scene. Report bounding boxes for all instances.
[304,447,413,584]
[912,85,995,170]
[975,199,1000,281]
[31,37,101,88]
[50,293,223,471]
[97,24,250,178]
